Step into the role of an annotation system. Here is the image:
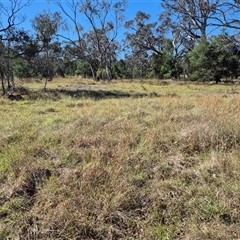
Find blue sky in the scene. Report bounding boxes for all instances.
[14,0,161,35]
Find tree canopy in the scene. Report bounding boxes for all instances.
[1,0,240,94]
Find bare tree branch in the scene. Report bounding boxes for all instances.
[0,0,32,32]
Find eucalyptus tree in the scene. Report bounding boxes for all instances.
[79,0,126,79]
[125,11,183,79]
[160,0,240,81]
[0,28,38,94]
[124,51,150,79]
[61,44,85,76]
[8,28,39,80]
[0,0,32,33]
[124,11,164,79]
[49,0,127,80]
[0,41,7,94]
[148,39,183,79]
[0,0,32,94]
[31,10,62,90]
[82,30,119,79]
[161,0,240,42]
[125,11,165,56]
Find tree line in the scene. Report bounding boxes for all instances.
[1,0,240,94]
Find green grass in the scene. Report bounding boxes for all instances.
[1,78,240,239]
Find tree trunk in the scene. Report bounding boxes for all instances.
[105,65,111,80]
[1,72,5,95]
[7,72,11,92]
[88,62,96,80]
[44,78,48,91]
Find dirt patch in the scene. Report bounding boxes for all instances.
[10,168,52,198]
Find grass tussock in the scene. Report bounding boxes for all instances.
[1,78,240,239]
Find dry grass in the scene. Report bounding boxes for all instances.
[1,78,240,239]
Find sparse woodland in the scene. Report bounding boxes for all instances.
[1,0,240,239]
[1,0,240,94]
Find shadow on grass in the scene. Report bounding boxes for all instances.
[29,88,152,100]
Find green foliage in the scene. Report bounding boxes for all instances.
[32,10,62,46]
[112,59,132,79]
[75,60,92,78]
[211,34,240,79]
[13,58,35,79]
[96,68,108,80]
[31,10,62,89]
[189,40,218,82]
[63,60,77,76]
[149,53,164,78]
[189,36,240,82]
[149,39,182,79]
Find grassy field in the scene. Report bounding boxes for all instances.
[1,78,240,239]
